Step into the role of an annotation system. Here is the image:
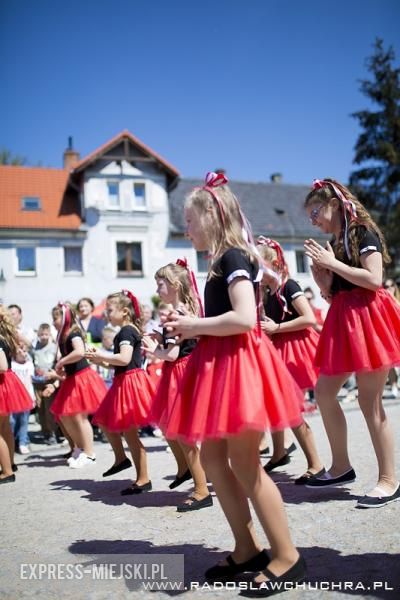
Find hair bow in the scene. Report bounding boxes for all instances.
[205,171,228,188]
[122,289,141,319]
[57,302,71,344]
[175,257,204,317]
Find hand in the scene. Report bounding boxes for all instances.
[45,369,58,381]
[55,360,65,375]
[310,263,333,294]
[142,335,158,354]
[304,239,336,270]
[164,313,199,341]
[261,317,280,336]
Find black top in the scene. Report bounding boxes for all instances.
[0,338,12,369]
[60,331,89,376]
[204,248,259,317]
[331,227,382,295]
[86,316,107,343]
[263,279,304,323]
[162,329,197,358]
[113,325,142,375]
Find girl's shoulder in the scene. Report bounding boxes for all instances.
[119,324,141,340]
[218,247,258,278]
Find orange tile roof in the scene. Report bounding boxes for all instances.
[73,129,180,178]
[0,166,81,230]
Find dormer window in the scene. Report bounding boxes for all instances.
[22,197,41,211]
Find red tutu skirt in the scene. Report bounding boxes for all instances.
[165,330,304,443]
[93,368,155,432]
[51,367,107,419]
[150,355,190,434]
[0,370,34,416]
[272,328,319,390]
[316,287,400,375]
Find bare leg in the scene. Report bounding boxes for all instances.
[0,416,13,478]
[2,417,15,465]
[179,442,209,500]
[315,373,352,475]
[269,431,286,461]
[103,429,127,464]
[61,414,94,455]
[167,439,189,477]
[292,420,324,473]
[357,370,398,494]
[124,427,149,485]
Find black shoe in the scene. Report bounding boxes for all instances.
[169,468,192,489]
[239,555,306,597]
[120,481,152,495]
[294,468,326,485]
[205,549,270,582]
[263,454,290,473]
[305,467,356,488]
[102,458,132,477]
[0,474,16,484]
[0,464,17,475]
[43,434,58,446]
[177,494,213,512]
[259,446,270,456]
[356,484,400,509]
[286,442,297,455]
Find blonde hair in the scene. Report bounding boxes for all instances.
[304,178,390,267]
[107,292,143,334]
[0,306,19,358]
[155,263,200,316]
[51,304,85,343]
[186,184,259,278]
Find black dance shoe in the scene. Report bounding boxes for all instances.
[205,549,270,582]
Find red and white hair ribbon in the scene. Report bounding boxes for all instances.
[176,257,204,317]
[57,302,72,344]
[256,237,291,318]
[198,171,228,225]
[122,289,141,319]
[312,179,357,259]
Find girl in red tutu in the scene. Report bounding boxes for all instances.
[87,291,155,495]
[303,178,400,508]
[143,260,212,512]
[166,172,306,594]
[50,304,107,468]
[257,237,324,485]
[0,306,33,483]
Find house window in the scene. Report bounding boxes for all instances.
[16,247,36,275]
[196,251,209,273]
[64,247,83,273]
[116,242,143,276]
[295,250,308,273]
[133,182,146,209]
[107,182,120,208]
[22,197,41,211]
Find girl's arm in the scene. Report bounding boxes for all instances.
[142,335,180,362]
[0,349,8,373]
[304,239,382,291]
[263,295,316,335]
[86,344,133,367]
[166,278,256,340]
[56,337,85,370]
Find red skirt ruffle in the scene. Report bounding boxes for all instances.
[316,287,400,375]
[272,328,319,390]
[51,367,107,418]
[93,368,155,432]
[165,330,304,443]
[0,370,34,415]
[150,356,190,433]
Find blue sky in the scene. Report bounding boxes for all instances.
[1,0,399,184]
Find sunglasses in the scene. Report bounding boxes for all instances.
[309,204,324,224]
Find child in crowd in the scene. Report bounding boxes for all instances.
[32,323,58,444]
[11,343,35,454]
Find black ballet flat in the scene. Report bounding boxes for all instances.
[120,481,152,495]
[169,468,192,489]
[176,494,213,512]
[0,464,17,475]
[0,474,16,484]
[205,549,270,582]
[239,555,307,597]
[102,458,132,477]
[263,454,290,473]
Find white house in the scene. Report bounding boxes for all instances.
[0,130,327,328]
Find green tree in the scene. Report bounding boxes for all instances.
[0,149,27,165]
[349,38,400,273]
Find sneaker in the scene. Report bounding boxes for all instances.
[18,445,30,455]
[152,427,163,438]
[305,467,356,488]
[67,448,82,464]
[356,484,400,509]
[69,452,96,469]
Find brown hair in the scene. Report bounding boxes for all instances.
[106,292,143,334]
[186,184,259,278]
[0,306,19,358]
[304,178,390,267]
[155,263,200,316]
[51,304,84,343]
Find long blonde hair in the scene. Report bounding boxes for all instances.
[155,263,200,316]
[304,178,390,267]
[186,184,259,278]
[0,306,18,358]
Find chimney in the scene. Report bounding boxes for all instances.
[63,136,80,170]
[270,172,283,183]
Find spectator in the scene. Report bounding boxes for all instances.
[303,287,326,333]
[142,304,158,334]
[32,324,58,444]
[10,343,35,454]
[7,304,36,350]
[77,297,106,344]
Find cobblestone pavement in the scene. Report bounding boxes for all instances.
[1,399,399,599]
